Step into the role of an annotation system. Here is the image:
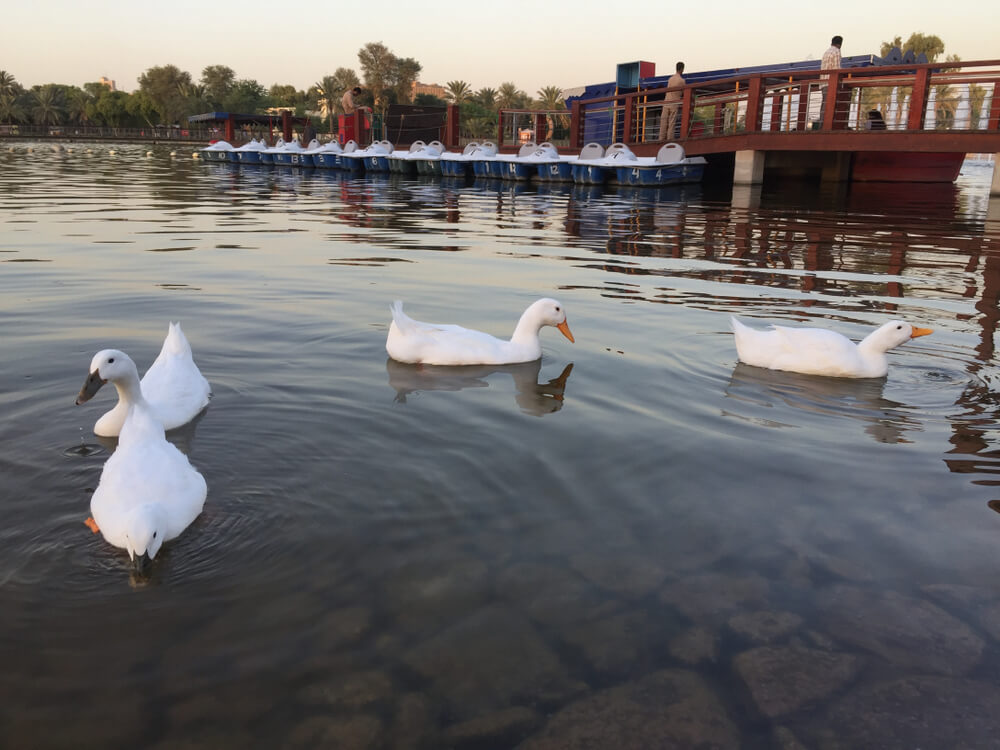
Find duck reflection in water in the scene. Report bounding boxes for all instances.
[386,359,574,417]
[723,363,918,444]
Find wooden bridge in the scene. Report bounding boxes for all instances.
[504,59,1000,194]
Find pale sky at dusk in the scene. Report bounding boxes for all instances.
[5,0,996,95]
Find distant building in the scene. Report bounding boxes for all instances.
[99,76,117,91]
[412,82,448,101]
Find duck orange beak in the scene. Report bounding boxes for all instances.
[557,320,575,343]
[910,327,933,338]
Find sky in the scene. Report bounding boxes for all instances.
[4,0,997,95]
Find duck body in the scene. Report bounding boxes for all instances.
[93,322,210,437]
[386,298,574,366]
[77,350,207,570]
[731,317,933,378]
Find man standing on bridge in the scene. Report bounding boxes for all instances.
[817,36,843,125]
[658,62,686,141]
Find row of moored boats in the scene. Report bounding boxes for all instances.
[201,138,707,186]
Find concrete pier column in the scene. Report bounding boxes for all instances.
[733,150,765,185]
[991,155,1000,196]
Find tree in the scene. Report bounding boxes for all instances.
[94,90,131,127]
[178,82,209,115]
[126,89,159,128]
[31,85,64,126]
[222,79,266,113]
[880,32,946,63]
[414,93,447,107]
[138,64,193,124]
[445,80,472,104]
[314,75,338,132]
[0,70,18,99]
[83,82,108,99]
[201,65,235,108]
[497,82,527,110]
[66,88,92,125]
[0,93,26,124]
[475,87,497,110]
[392,57,421,105]
[535,86,565,110]
[358,41,396,114]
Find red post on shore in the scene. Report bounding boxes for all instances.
[281,110,292,142]
[680,88,693,139]
[535,112,546,143]
[907,68,930,131]
[225,115,235,143]
[745,77,763,132]
[445,104,460,148]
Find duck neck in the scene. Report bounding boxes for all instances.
[113,368,148,412]
[510,307,542,347]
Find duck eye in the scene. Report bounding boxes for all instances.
[153,532,157,538]
[108,357,115,363]
[555,306,560,312]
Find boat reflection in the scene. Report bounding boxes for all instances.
[386,359,574,417]
[723,363,917,444]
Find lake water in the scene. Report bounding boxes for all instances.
[2,143,1000,749]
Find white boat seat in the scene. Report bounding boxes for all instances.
[579,142,605,159]
[656,143,685,164]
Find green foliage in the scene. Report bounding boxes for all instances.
[138,64,193,124]
[393,57,421,105]
[497,82,529,110]
[0,70,21,99]
[475,87,497,110]
[0,93,26,124]
[93,90,132,127]
[201,65,235,108]
[459,100,497,139]
[358,42,422,115]
[535,86,565,111]
[414,93,447,107]
[222,79,267,113]
[445,80,472,104]
[31,85,64,126]
[880,32,946,63]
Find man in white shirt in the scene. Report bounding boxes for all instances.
[817,36,843,125]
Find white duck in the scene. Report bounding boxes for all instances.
[386,298,575,365]
[76,349,207,573]
[731,316,933,378]
[85,322,210,437]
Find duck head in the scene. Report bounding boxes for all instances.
[124,505,167,575]
[76,349,138,404]
[861,320,933,353]
[530,298,575,343]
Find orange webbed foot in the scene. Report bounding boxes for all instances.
[85,517,100,534]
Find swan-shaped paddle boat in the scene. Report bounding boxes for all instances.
[386,298,575,365]
[85,322,210,437]
[76,350,207,572]
[731,316,933,378]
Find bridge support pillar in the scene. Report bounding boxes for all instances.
[991,155,1000,196]
[821,152,851,183]
[733,150,764,185]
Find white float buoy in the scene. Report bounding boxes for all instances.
[192,152,200,159]
[109,149,116,155]
[146,151,153,157]
[169,150,177,157]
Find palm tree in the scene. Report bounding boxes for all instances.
[31,86,63,127]
[0,70,18,99]
[66,89,92,125]
[0,93,25,124]
[497,82,525,110]
[535,86,564,111]
[475,87,497,110]
[315,75,339,133]
[445,80,472,104]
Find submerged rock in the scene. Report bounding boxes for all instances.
[820,675,1000,749]
[561,608,671,680]
[515,669,739,750]
[733,645,862,718]
[659,572,770,624]
[444,706,541,748]
[728,610,803,644]
[403,604,585,720]
[816,585,983,675]
[495,562,616,627]
[921,583,1000,642]
[281,714,383,750]
[668,626,719,665]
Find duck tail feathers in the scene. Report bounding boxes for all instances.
[161,321,193,357]
[389,301,416,333]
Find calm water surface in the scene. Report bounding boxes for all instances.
[3,144,1000,749]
